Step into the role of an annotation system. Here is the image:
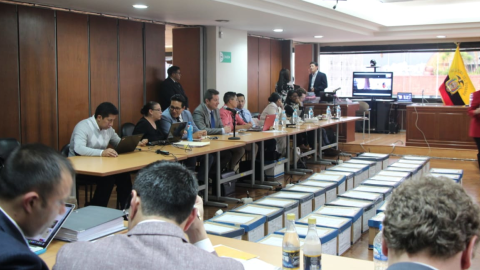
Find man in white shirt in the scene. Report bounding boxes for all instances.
[54,161,244,270]
[382,175,480,270]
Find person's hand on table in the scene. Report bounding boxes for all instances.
[224,126,232,134]
[243,123,252,129]
[102,148,118,157]
[186,195,207,244]
[138,139,148,147]
[193,131,206,139]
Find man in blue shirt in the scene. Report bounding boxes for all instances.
[235,93,255,127]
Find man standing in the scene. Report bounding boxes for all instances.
[193,89,244,172]
[308,61,328,98]
[54,161,243,270]
[382,176,480,270]
[236,93,255,126]
[159,66,189,111]
[69,102,134,208]
[0,144,74,269]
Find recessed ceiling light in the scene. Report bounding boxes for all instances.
[133,4,148,9]
[273,29,283,32]
[314,35,323,38]
[437,35,446,38]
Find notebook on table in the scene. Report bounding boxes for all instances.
[248,114,276,132]
[396,92,412,103]
[148,122,187,146]
[27,203,75,255]
[115,134,144,154]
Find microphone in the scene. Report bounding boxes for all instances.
[223,106,237,114]
[332,87,341,93]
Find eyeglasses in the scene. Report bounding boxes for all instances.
[170,106,183,111]
[152,109,161,112]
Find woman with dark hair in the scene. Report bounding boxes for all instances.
[284,90,310,152]
[275,68,293,102]
[133,101,167,142]
[259,92,286,158]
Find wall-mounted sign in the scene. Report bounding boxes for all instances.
[220,51,231,63]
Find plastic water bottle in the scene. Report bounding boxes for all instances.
[187,122,193,141]
[373,224,388,270]
[292,109,298,125]
[308,107,314,119]
[303,217,322,270]
[326,106,332,120]
[274,113,279,130]
[282,213,300,270]
[281,110,287,127]
[336,105,341,119]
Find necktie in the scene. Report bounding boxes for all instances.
[239,110,247,123]
[210,111,215,128]
[176,117,180,122]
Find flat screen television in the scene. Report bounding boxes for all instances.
[352,72,393,98]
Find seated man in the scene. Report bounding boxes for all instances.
[236,93,256,127]
[159,94,213,183]
[69,102,136,208]
[193,89,245,172]
[54,161,243,270]
[382,176,480,270]
[0,144,74,269]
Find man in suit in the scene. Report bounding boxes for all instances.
[308,61,328,99]
[0,144,74,269]
[159,94,213,183]
[382,175,480,270]
[159,66,189,111]
[54,161,243,270]
[193,89,244,172]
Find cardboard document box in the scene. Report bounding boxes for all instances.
[268,191,313,219]
[204,221,244,240]
[297,180,337,203]
[257,233,305,248]
[321,171,354,191]
[362,179,400,189]
[376,200,388,214]
[298,214,352,256]
[388,163,422,180]
[353,185,393,201]
[315,206,363,244]
[429,173,462,184]
[384,166,415,181]
[354,153,390,170]
[252,197,299,226]
[368,212,385,249]
[326,198,376,233]
[371,173,406,184]
[397,159,428,176]
[275,224,338,256]
[327,165,369,188]
[283,185,327,210]
[345,159,377,178]
[337,163,372,179]
[338,190,383,213]
[430,168,463,184]
[231,204,283,235]
[308,173,347,194]
[209,212,266,242]
[403,155,430,171]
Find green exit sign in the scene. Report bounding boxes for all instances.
[220,51,231,63]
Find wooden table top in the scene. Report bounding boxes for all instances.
[151,140,246,157]
[214,130,288,143]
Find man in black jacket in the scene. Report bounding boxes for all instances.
[308,61,328,99]
[159,66,189,111]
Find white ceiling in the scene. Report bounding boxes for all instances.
[18,0,480,45]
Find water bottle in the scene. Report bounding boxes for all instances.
[282,213,300,270]
[187,122,193,141]
[274,113,279,130]
[308,107,314,119]
[292,109,298,125]
[336,105,341,119]
[373,224,388,270]
[303,217,322,270]
[281,110,287,127]
[326,106,331,120]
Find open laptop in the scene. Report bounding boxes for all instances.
[396,92,412,103]
[147,122,188,146]
[248,114,276,132]
[27,203,75,255]
[115,134,144,154]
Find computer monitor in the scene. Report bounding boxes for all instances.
[352,72,393,99]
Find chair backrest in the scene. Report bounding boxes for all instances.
[60,144,70,157]
[358,101,370,112]
[0,138,20,168]
[121,123,135,137]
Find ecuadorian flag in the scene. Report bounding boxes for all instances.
[439,45,476,105]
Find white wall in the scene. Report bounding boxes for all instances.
[205,26,248,108]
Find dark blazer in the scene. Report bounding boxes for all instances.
[387,262,436,270]
[468,90,480,137]
[159,108,200,139]
[53,221,243,270]
[159,77,189,111]
[0,210,49,270]
[193,103,224,135]
[308,71,328,97]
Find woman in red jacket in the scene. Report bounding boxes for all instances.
[468,90,480,168]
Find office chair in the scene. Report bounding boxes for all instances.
[356,101,371,140]
[121,123,135,137]
[0,138,20,169]
[60,144,94,207]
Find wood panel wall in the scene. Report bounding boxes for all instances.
[247,36,292,113]
[295,44,314,90]
[0,3,166,150]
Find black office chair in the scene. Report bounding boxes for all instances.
[121,123,135,137]
[0,138,20,169]
[60,144,94,207]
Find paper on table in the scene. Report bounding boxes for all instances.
[214,245,258,260]
[239,258,281,270]
[173,141,211,147]
[215,214,256,224]
[204,223,236,234]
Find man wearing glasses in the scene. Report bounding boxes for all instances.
[159,95,212,184]
[159,66,189,112]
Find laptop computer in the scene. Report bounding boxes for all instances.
[115,134,144,154]
[27,203,75,255]
[396,92,412,103]
[248,114,276,132]
[146,122,188,146]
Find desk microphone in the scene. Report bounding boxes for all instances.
[332,87,341,93]
[223,106,237,114]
